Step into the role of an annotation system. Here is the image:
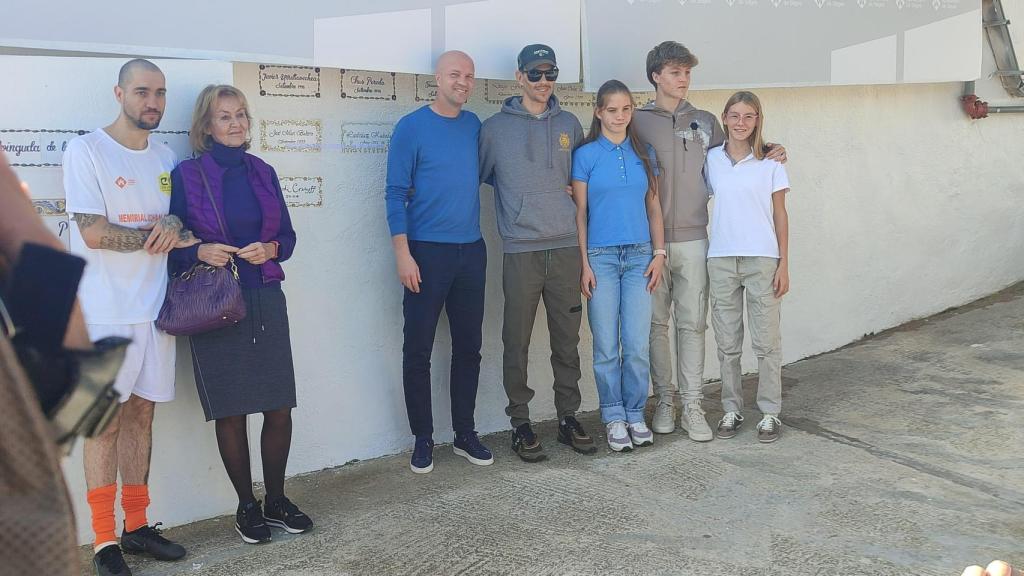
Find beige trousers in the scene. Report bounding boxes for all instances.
[707,256,782,415]
[649,238,709,405]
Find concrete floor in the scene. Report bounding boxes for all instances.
[82,284,1024,575]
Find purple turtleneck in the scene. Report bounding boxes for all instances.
[169,142,296,287]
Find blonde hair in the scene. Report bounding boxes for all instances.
[722,91,767,160]
[189,84,252,154]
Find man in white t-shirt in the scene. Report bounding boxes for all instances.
[64,59,198,576]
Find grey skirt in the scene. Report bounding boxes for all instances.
[189,283,297,421]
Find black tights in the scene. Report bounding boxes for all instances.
[214,408,293,506]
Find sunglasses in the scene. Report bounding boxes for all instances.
[523,67,559,82]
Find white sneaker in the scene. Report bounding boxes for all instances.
[680,403,714,442]
[628,421,654,446]
[606,421,633,452]
[651,401,675,434]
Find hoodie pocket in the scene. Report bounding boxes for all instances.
[508,189,578,241]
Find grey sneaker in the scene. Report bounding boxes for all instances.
[628,421,654,446]
[717,411,744,439]
[651,400,675,434]
[606,420,633,452]
[680,403,714,442]
[757,414,782,443]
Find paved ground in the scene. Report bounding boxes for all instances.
[82,284,1024,575]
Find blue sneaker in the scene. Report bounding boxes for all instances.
[453,431,494,466]
[410,437,434,474]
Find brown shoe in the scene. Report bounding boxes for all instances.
[512,423,547,463]
[557,416,597,454]
[756,415,782,443]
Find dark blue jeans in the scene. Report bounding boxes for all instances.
[402,239,486,438]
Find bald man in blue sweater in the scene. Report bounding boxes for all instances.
[385,51,493,474]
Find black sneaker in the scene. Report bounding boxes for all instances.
[235,500,272,544]
[453,431,494,466]
[121,522,186,561]
[264,495,314,534]
[557,415,597,454]
[93,544,132,576]
[511,423,547,463]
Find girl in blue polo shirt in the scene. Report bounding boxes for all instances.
[705,91,790,444]
[572,80,665,452]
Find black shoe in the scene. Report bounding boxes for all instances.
[121,522,186,561]
[264,495,314,534]
[558,415,598,454]
[93,544,132,576]
[235,500,272,544]
[511,423,547,463]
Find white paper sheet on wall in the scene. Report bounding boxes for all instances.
[444,0,581,81]
[314,9,435,75]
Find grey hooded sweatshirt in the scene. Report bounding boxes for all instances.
[480,95,584,253]
[633,99,725,243]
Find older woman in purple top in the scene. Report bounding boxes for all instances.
[169,84,310,544]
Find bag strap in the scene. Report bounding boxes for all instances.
[196,162,230,241]
[196,161,240,280]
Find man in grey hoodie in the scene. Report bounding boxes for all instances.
[479,44,596,462]
[633,41,786,442]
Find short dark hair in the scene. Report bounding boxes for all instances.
[645,41,698,87]
[117,59,162,88]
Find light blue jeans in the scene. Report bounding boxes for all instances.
[586,242,653,424]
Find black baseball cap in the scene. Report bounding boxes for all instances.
[518,44,557,71]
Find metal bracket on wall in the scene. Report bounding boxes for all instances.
[983,0,1024,97]
[961,0,1024,117]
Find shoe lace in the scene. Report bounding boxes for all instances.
[98,546,129,573]
[244,502,266,525]
[272,496,302,518]
[608,421,627,438]
[459,431,483,450]
[685,405,706,424]
[720,412,740,427]
[757,415,781,431]
[562,416,585,435]
[516,424,536,444]
[133,522,172,544]
[630,421,650,434]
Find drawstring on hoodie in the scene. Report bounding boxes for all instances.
[546,116,553,168]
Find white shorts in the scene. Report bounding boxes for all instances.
[86,322,177,404]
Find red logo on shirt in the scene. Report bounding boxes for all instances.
[115,176,128,188]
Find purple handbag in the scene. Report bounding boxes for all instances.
[156,164,246,336]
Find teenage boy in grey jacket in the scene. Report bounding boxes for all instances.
[633,41,786,441]
[479,44,596,462]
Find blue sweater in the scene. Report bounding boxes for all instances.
[385,105,482,243]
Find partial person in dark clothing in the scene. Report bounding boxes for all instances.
[0,150,81,576]
[169,84,311,545]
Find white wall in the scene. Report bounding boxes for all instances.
[43,13,1024,544]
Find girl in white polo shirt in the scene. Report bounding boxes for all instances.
[705,91,790,443]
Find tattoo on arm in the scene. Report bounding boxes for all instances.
[159,214,183,232]
[98,226,150,252]
[72,213,100,230]
[73,213,149,252]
